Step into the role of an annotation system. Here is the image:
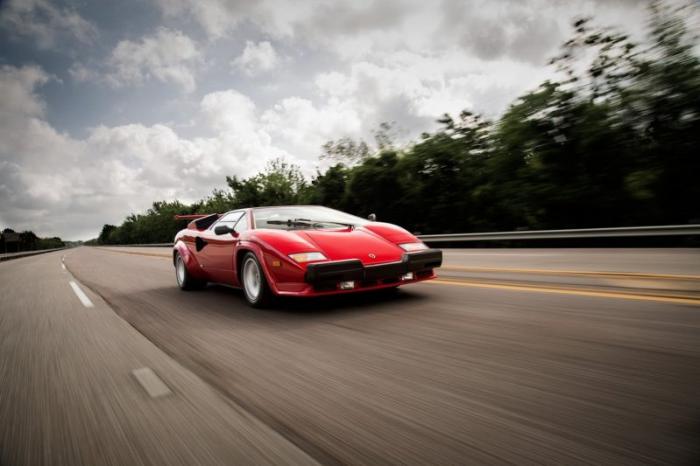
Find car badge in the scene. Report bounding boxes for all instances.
[368,253,376,259]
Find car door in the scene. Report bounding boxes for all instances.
[197,211,244,283]
[229,211,251,285]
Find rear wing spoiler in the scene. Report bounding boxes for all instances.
[174,214,214,220]
[175,213,221,230]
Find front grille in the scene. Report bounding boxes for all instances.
[305,249,442,288]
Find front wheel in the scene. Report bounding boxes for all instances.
[175,252,206,290]
[241,252,272,307]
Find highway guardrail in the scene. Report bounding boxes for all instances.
[95,224,700,247]
[0,248,66,262]
[418,224,700,242]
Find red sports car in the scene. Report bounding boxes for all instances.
[172,205,442,307]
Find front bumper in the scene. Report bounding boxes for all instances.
[304,249,443,288]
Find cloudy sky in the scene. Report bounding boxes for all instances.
[0,0,652,240]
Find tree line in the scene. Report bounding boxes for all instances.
[95,2,699,245]
[0,228,65,253]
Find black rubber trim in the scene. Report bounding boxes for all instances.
[305,249,442,284]
[403,249,443,271]
[305,259,364,283]
[195,236,208,252]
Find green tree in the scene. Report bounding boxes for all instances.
[344,151,404,221]
[98,224,117,244]
[302,164,349,208]
[226,158,307,207]
[194,189,237,214]
[92,1,700,242]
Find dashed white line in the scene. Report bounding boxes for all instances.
[132,367,172,398]
[69,281,94,308]
[61,263,66,270]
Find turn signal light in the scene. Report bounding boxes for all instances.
[289,252,327,263]
[399,242,428,252]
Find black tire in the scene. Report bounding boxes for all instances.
[240,252,272,308]
[175,252,206,290]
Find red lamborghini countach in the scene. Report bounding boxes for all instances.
[173,205,442,307]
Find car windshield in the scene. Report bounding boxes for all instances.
[253,206,369,230]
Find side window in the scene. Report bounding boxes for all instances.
[211,211,243,229]
[234,214,249,232]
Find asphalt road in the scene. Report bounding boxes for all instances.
[0,251,314,465]
[2,247,700,465]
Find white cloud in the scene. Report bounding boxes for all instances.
[262,96,363,161]
[2,0,669,239]
[232,41,279,76]
[199,89,280,172]
[312,51,551,136]
[67,62,99,82]
[156,0,248,39]
[149,0,649,123]
[154,0,320,39]
[152,0,645,64]
[0,62,386,238]
[0,65,49,120]
[0,48,569,239]
[0,65,321,239]
[0,0,97,49]
[106,28,201,92]
[201,90,258,132]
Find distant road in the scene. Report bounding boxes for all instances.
[2,247,699,464]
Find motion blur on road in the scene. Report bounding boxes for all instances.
[1,247,699,465]
[2,0,700,464]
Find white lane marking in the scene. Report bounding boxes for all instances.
[69,281,94,308]
[61,263,66,270]
[132,367,172,398]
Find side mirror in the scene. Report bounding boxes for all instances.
[214,225,234,235]
[368,213,377,221]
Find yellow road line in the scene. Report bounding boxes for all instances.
[95,247,700,305]
[440,265,700,281]
[428,278,700,306]
[99,249,700,281]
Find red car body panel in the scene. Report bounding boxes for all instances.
[173,207,442,297]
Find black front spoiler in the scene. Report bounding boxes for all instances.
[304,249,442,284]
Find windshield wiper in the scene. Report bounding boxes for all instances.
[265,218,354,229]
[266,219,313,227]
[294,218,355,229]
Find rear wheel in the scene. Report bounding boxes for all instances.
[241,252,272,307]
[175,252,206,290]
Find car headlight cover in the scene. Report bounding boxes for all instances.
[289,252,328,263]
[399,242,428,252]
